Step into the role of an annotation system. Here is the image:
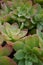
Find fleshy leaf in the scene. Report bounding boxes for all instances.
[24,35,39,48]
[0,56,17,65]
[13,40,24,51]
[25,60,32,65]
[0,44,12,56]
[18,60,25,65]
[14,50,25,60]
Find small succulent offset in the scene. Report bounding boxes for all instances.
[0,22,27,42]
[13,35,43,65]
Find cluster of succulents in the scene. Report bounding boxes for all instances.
[0,0,43,65]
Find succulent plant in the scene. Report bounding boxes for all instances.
[0,22,27,42]
[13,34,43,65]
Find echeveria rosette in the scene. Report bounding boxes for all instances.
[13,35,43,65]
[0,22,28,42]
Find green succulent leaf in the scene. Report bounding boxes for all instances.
[18,60,25,65]
[14,50,25,60]
[25,60,32,65]
[13,40,24,51]
[32,47,41,56]
[24,35,39,49]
